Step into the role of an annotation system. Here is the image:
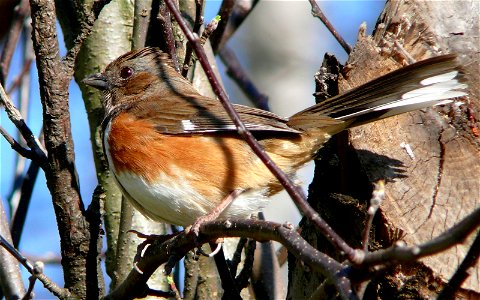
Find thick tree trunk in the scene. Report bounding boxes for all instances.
[289,0,479,298]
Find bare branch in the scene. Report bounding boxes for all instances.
[438,230,480,299]
[6,58,33,95]
[228,237,248,276]
[182,14,218,77]
[219,46,269,110]
[0,198,25,299]
[308,0,352,54]
[210,242,242,299]
[0,84,47,165]
[105,219,354,300]
[0,234,71,299]
[30,0,104,296]
[181,0,203,77]
[362,207,480,266]
[218,0,259,49]
[132,0,152,49]
[0,126,35,159]
[235,238,256,289]
[158,2,179,71]
[11,152,42,247]
[110,197,134,289]
[0,0,30,85]
[362,180,385,252]
[209,0,235,52]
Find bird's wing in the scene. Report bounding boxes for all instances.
[128,94,302,135]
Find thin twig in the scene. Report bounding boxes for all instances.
[63,2,101,73]
[158,2,179,71]
[235,238,256,289]
[0,194,25,299]
[182,15,219,77]
[165,0,360,264]
[200,16,220,44]
[209,0,235,53]
[10,130,43,247]
[0,84,47,165]
[105,219,353,300]
[6,58,33,94]
[210,242,242,299]
[0,0,30,85]
[193,0,204,34]
[181,0,203,77]
[219,0,259,48]
[308,0,352,54]
[0,234,72,298]
[362,207,480,266]
[24,272,37,300]
[24,253,62,265]
[0,126,35,159]
[132,0,152,50]
[437,230,480,299]
[362,180,385,252]
[219,46,269,110]
[228,237,248,276]
[9,24,34,223]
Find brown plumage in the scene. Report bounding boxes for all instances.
[83,47,466,226]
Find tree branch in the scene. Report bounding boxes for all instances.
[29,0,102,297]
[105,219,354,300]
[158,2,179,71]
[0,233,72,299]
[219,46,269,110]
[438,230,480,299]
[308,0,351,54]
[217,0,259,49]
[362,207,480,266]
[0,126,35,160]
[0,0,30,85]
[0,83,47,165]
[132,0,152,50]
[0,200,25,299]
[209,0,235,52]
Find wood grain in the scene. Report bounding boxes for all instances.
[340,0,479,294]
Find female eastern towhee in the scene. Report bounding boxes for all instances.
[83,47,467,227]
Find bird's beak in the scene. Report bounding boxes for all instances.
[83,73,109,90]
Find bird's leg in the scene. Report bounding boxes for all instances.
[189,189,243,237]
[128,229,179,262]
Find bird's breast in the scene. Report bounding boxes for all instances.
[102,112,283,225]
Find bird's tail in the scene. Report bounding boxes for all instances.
[288,55,467,135]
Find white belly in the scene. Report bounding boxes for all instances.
[113,170,269,226]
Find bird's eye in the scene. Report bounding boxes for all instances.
[120,67,133,79]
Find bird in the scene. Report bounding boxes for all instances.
[83,47,467,227]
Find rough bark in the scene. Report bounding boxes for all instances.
[73,0,134,289]
[29,0,104,297]
[289,0,479,298]
[345,0,479,295]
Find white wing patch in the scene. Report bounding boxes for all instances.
[181,119,197,131]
